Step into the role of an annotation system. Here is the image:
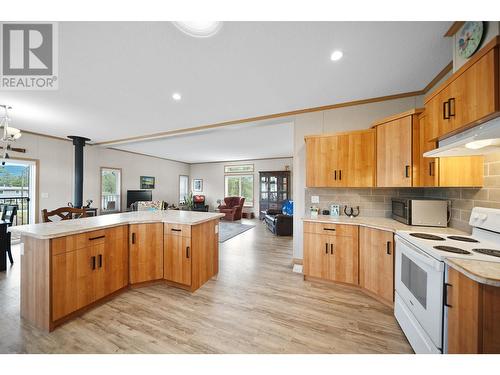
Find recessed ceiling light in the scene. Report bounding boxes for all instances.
[330,50,343,61]
[173,21,222,38]
[172,92,182,101]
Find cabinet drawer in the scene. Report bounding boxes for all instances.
[303,222,358,237]
[51,229,106,256]
[164,223,191,237]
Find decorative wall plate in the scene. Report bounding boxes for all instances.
[457,21,484,59]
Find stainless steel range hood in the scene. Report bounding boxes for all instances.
[423,117,500,157]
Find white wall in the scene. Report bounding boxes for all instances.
[292,95,423,260]
[13,132,190,221]
[190,158,293,215]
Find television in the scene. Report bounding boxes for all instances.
[126,189,152,208]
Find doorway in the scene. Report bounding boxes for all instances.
[0,159,37,226]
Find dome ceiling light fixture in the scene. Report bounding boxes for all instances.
[173,21,223,38]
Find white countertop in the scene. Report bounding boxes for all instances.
[302,215,467,235]
[10,210,225,239]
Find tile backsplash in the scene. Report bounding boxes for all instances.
[305,152,500,233]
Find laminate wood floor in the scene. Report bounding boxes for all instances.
[0,219,412,353]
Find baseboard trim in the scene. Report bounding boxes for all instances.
[292,258,303,265]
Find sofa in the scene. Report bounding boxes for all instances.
[218,196,245,221]
[264,209,293,236]
[192,195,209,212]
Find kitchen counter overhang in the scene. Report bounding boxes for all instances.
[10,210,225,239]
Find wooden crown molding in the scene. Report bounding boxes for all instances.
[444,22,465,37]
[371,108,424,128]
[20,58,454,149]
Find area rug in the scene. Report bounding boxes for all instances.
[218,222,255,242]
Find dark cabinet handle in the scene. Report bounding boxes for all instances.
[449,98,455,117]
[98,254,102,268]
[444,283,452,307]
[429,161,433,176]
[325,243,328,254]
[386,241,391,255]
[323,228,336,231]
[171,228,182,232]
[405,165,410,178]
[330,243,334,254]
[334,170,337,180]
[186,246,190,258]
[131,233,135,244]
[443,100,450,120]
[91,256,96,270]
[89,235,105,241]
[339,170,342,181]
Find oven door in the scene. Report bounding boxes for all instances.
[392,199,410,224]
[395,236,444,349]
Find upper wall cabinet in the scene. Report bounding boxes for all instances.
[305,129,375,188]
[373,109,484,188]
[373,110,418,187]
[424,36,500,141]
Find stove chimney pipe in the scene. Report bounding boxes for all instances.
[68,136,90,208]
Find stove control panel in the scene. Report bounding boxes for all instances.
[469,207,500,233]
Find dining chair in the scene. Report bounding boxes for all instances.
[41,206,88,223]
[3,205,17,265]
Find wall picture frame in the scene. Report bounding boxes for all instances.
[140,176,155,189]
[192,179,203,192]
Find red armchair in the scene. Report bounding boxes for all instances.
[218,197,245,221]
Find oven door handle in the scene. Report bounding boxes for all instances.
[395,236,444,272]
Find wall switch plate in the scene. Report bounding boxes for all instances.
[311,195,320,204]
[41,192,49,199]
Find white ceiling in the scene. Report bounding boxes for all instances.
[118,121,294,164]
[1,21,452,162]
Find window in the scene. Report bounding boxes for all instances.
[224,164,254,174]
[224,175,254,207]
[101,168,121,213]
[179,175,189,204]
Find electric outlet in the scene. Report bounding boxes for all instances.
[311,195,320,204]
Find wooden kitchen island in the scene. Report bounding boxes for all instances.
[10,210,224,332]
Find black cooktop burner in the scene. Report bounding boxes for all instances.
[433,245,471,255]
[410,233,445,241]
[472,248,500,258]
[448,235,479,243]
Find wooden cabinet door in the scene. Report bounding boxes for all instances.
[359,227,394,304]
[327,235,359,284]
[424,94,442,142]
[75,246,96,310]
[346,130,376,187]
[129,223,164,284]
[164,235,192,286]
[102,226,129,296]
[446,267,482,353]
[334,134,349,187]
[415,112,439,187]
[439,156,484,187]
[52,250,78,321]
[449,49,496,134]
[306,136,336,187]
[376,116,412,187]
[303,232,329,279]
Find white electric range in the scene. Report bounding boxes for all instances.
[394,207,500,354]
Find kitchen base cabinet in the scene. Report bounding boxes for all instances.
[303,223,359,285]
[164,234,192,286]
[52,227,128,322]
[359,227,394,306]
[129,223,164,284]
[446,267,500,353]
[164,220,219,291]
